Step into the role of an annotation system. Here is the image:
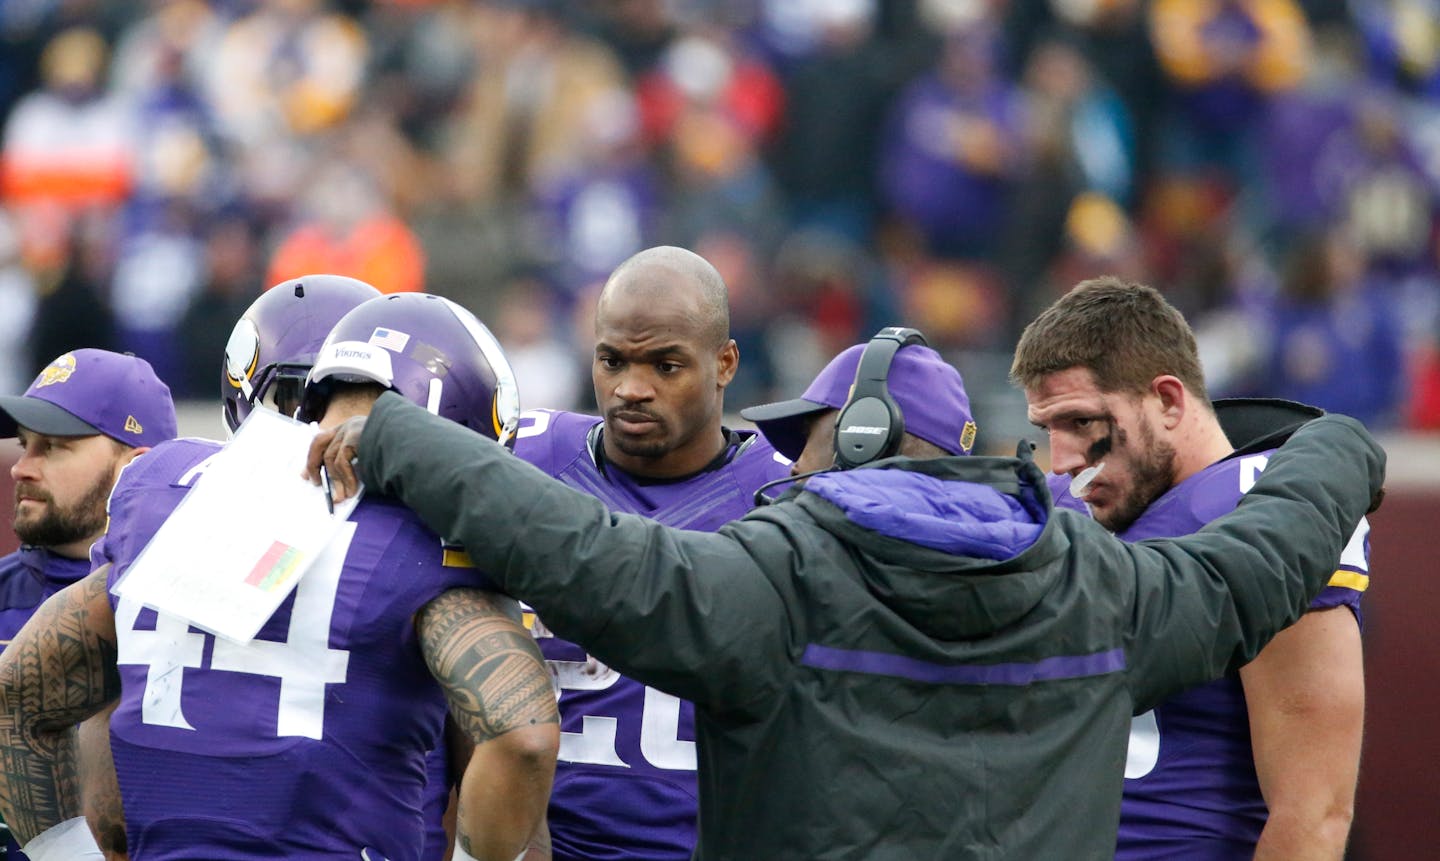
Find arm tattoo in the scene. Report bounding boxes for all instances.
[418,589,557,744]
[0,569,120,841]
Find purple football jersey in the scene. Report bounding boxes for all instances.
[512,409,789,861]
[1101,450,1370,858]
[98,437,482,860]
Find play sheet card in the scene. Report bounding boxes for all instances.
[112,409,362,643]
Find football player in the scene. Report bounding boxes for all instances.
[71,273,382,860]
[0,290,558,861]
[0,349,178,860]
[510,246,789,860]
[1015,277,1368,860]
[224,275,470,861]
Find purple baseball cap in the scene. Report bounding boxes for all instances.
[740,342,977,461]
[0,349,177,448]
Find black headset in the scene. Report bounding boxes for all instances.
[832,326,928,470]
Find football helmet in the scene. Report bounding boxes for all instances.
[299,293,521,445]
[222,274,381,434]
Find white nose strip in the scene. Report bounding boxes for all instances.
[1070,462,1105,499]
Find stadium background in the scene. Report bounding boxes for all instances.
[0,0,1438,855]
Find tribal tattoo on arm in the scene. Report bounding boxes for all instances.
[420,587,558,861]
[417,588,557,742]
[0,568,120,842]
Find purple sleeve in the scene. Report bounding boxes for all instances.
[1309,517,1370,625]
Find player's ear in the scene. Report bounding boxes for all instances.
[1151,376,1187,429]
[118,444,149,466]
[111,444,149,483]
[716,339,739,388]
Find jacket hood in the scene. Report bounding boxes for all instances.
[793,452,1068,640]
[1213,397,1324,454]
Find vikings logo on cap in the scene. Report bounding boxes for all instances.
[35,353,77,388]
[960,420,977,454]
[224,318,262,395]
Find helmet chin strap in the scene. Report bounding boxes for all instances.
[426,377,443,415]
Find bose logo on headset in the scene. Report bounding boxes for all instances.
[833,326,928,470]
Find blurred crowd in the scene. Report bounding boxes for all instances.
[2,0,1440,447]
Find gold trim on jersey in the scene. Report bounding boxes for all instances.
[1327,569,1369,592]
[441,547,474,568]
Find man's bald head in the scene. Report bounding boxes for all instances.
[597,246,730,349]
[590,246,740,478]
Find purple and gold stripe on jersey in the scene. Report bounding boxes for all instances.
[438,545,500,593]
[1312,566,1369,620]
[1313,517,1370,619]
[1328,568,1369,593]
[441,546,474,568]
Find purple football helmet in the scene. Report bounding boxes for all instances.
[222,274,381,434]
[299,293,521,444]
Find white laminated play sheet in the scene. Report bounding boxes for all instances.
[111,408,363,644]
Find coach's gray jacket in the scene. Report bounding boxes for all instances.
[357,392,1384,861]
